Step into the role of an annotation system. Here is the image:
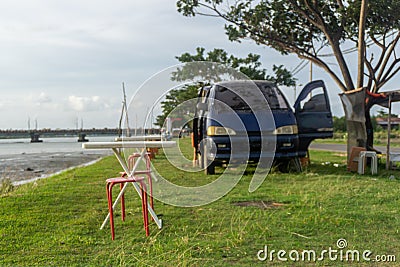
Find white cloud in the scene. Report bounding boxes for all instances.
[37,92,52,104]
[0,0,395,130]
[23,92,53,107]
[68,95,110,112]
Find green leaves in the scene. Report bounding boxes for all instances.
[173,47,295,85]
[267,65,297,87]
[176,0,198,16]
[155,85,198,128]
[155,47,296,127]
[176,0,400,93]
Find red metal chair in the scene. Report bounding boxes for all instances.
[106,176,149,240]
[122,152,154,210]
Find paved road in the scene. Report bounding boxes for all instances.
[310,143,400,153]
[309,143,347,152]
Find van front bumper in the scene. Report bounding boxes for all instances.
[205,134,299,163]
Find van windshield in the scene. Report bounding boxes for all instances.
[214,83,288,111]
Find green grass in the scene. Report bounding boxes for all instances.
[314,130,400,146]
[1,140,400,266]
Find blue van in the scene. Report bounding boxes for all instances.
[192,80,333,174]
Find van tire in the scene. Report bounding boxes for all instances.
[278,158,302,173]
[205,162,215,175]
[199,151,205,169]
[202,143,215,175]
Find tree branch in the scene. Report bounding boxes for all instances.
[212,3,348,91]
[195,2,223,17]
[336,0,344,9]
[288,0,354,90]
[304,54,347,91]
[365,55,376,90]
[372,41,388,74]
[287,0,325,31]
[370,34,385,49]
[375,31,400,89]
[375,66,400,91]
[379,58,400,88]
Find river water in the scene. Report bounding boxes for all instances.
[0,136,116,185]
[0,136,117,155]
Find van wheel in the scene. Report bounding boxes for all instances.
[202,144,215,175]
[199,144,205,169]
[205,162,215,175]
[278,158,302,173]
[199,151,205,169]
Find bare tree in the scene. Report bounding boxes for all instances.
[177,0,400,151]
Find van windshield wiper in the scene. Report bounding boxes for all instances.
[231,103,251,110]
[233,106,251,110]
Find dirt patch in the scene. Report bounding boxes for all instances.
[232,200,286,209]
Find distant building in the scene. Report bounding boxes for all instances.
[376,117,400,129]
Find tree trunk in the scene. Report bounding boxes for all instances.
[339,88,368,160]
[357,0,368,88]
[340,88,389,160]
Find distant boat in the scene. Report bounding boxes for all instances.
[30,132,43,143]
[78,133,89,142]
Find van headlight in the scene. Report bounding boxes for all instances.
[207,126,237,136]
[273,125,298,135]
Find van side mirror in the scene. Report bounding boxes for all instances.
[196,102,208,111]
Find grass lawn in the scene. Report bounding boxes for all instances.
[1,139,400,266]
[314,130,400,147]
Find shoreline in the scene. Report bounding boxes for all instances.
[0,151,112,186]
[11,157,104,186]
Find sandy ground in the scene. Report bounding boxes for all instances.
[0,151,111,185]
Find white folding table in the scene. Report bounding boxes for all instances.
[82,141,176,229]
[114,135,162,142]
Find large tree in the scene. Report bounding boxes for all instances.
[155,47,296,127]
[177,0,400,152]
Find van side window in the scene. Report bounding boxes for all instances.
[259,85,289,109]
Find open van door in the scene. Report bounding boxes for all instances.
[294,80,333,156]
[192,86,207,152]
[192,85,213,172]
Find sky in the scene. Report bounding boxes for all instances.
[0,0,398,130]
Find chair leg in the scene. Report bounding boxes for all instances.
[140,182,149,236]
[107,178,150,239]
[106,182,116,240]
[147,173,154,210]
[145,155,154,210]
[120,183,126,221]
